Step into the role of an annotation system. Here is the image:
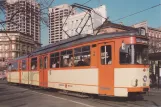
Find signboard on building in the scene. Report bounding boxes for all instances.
[132,21,148,33]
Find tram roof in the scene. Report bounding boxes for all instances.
[13,30,144,61]
[10,55,28,62]
[30,30,142,56]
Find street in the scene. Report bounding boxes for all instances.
[0,80,161,107]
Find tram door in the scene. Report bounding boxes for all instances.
[39,55,48,87]
[98,42,114,96]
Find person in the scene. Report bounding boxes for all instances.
[52,62,56,68]
[77,57,85,66]
[63,58,68,67]
[84,57,90,66]
[106,52,112,64]
[31,64,35,70]
[68,57,73,67]
[150,72,156,87]
[52,60,59,68]
[55,60,59,68]
[124,53,130,63]
[22,64,26,69]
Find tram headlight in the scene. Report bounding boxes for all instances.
[143,75,147,82]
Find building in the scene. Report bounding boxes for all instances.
[0,31,38,69]
[132,21,161,53]
[49,4,75,44]
[94,20,137,35]
[62,5,107,39]
[6,0,41,46]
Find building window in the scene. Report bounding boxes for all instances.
[31,57,37,70]
[60,49,73,67]
[74,46,90,66]
[50,52,59,68]
[5,45,9,50]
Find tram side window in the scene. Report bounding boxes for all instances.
[8,63,12,71]
[60,50,73,67]
[74,46,90,66]
[119,46,131,64]
[39,57,43,69]
[50,52,60,68]
[31,57,37,70]
[101,45,112,65]
[22,60,26,70]
[44,56,48,69]
[11,62,18,71]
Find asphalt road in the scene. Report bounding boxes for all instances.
[0,80,161,107]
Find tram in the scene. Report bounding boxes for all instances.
[7,28,149,97]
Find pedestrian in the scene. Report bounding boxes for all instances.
[150,72,156,87]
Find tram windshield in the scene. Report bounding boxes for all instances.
[120,44,148,65]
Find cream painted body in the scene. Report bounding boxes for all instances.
[48,68,99,94]
[7,72,19,83]
[114,68,149,97]
[7,68,149,97]
[21,71,29,84]
[28,71,39,86]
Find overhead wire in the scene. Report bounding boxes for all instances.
[82,0,93,5]
[112,4,161,22]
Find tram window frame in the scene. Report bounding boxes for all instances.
[21,60,26,70]
[74,45,91,67]
[100,45,112,65]
[11,62,18,71]
[60,49,73,67]
[50,52,60,68]
[31,57,37,70]
[119,44,148,65]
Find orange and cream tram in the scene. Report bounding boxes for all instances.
[7,29,149,97]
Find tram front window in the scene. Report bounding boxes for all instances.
[120,44,148,65]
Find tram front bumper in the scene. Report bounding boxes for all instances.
[127,87,149,93]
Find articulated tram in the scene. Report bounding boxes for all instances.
[7,29,149,97]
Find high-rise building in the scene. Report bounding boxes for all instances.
[62,5,107,39]
[48,4,75,44]
[6,0,41,46]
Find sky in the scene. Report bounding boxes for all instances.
[0,0,160,46]
[41,0,161,46]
